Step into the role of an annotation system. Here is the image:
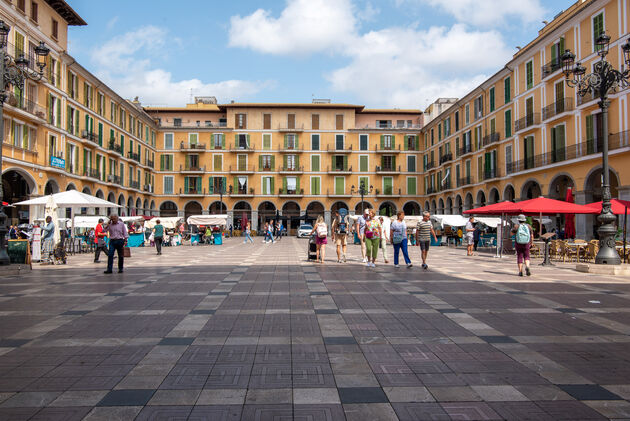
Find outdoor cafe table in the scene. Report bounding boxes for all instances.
[567,242,587,262]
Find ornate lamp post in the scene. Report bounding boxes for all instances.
[561,33,628,264]
[0,21,49,265]
[218,177,225,215]
[351,181,373,214]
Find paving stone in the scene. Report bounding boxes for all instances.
[147,389,201,405]
[343,403,399,421]
[97,389,155,406]
[338,387,388,404]
[558,384,622,400]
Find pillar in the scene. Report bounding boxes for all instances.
[227,211,234,229]
[574,190,589,240]
[324,210,331,227]
[251,210,259,231]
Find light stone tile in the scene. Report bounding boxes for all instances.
[293,388,340,404]
[471,385,529,402]
[383,386,435,403]
[197,388,247,405]
[246,388,292,404]
[148,389,201,405]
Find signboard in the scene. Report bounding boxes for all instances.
[50,156,65,169]
[8,239,30,264]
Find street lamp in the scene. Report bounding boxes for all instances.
[351,181,373,214]
[0,21,49,265]
[218,178,226,215]
[561,32,627,265]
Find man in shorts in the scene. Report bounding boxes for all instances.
[332,210,348,263]
[465,216,475,256]
[355,208,369,263]
[416,211,437,269]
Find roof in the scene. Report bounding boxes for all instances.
[218,103,365,110]
[44,0,87,26]
[360,108,422,115]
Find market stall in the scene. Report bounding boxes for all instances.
[187,214,228,245]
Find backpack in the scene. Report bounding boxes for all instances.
[336,209,348,234]
[516,224,531,244]
[316,223,327,238]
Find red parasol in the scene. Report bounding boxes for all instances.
[463,201,520,215]
[564,188,576,239]
[516,197,599,215]
[584,199,630,215]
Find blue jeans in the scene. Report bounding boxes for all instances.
[107,239,125,272]
[244,233,254,243]
[393,240,411,265]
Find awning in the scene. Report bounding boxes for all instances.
[145,217,183,229]
[431,214,468,227]
[187,214,228,226]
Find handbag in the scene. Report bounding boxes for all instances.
[123,246,131,258]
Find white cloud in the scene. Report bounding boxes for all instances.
[106,16,118,31]
[415,0,547,27]
[228,0,358,55]
[91,26,272,106]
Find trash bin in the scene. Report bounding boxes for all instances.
[212,232,222,245]
[354,232,360,245]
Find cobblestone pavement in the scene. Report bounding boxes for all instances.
[1,237,630,420]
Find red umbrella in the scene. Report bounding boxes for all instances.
[584,199,630,215]
[463,201,520,215]
[516,197,599,215]
[564,188,576,239]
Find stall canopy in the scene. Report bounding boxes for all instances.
[463,201,519,215]
[430,214,468,228]
[464,198,598,216]
[72,216,144,229]
[145,216,183,229]
[585,199,630,215]
[473,217,504,227]
[187,214,228,226]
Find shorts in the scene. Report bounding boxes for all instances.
[466,234,474,246]
[316,236,328,245]
[335,234,347,246]
[419,240,430,251]
[515,243,530,264]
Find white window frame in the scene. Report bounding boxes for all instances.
[212,153,223,172]
[163,175,174,194]
[188,132,199,143]
[164,133,174,150]
[311,154,321,172]
[310,175,321,195]
[262,133,272,150]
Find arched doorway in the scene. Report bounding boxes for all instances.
[143,199,149,215]
[378,201,396,217]
[150,200,156,216]
[306,201,324,223]
[107,192,116,216]
[403,201,421,216]
[464,193,473,211]
[354,201,371,215]
[82,186,92,195]
[2,169,35,223]
[504,185,515,202]
[282,201,301,233]
[135,198,143,215]
[258,201,276,227]
[489,188,500,204]
[44,179,59,195]
[127,197,134,216]
[117,194,125,216]
[66,183,77,191]
[549,174,575,200]
[331,201,349,214]
[209,201,227,214]
[445,197,453,214]
[94,190,105,216]
[438,198,445,214]
[521,179,542,200]
[160,201,178,217]
[430,200,436,214]
[476,190,486,208]
[184,201,202,221]
[233,201,252,230]
[454,195,463,214]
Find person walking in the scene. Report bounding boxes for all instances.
[416,211,438,269]
[94,218,108,263]
[310,215,328,263]
[512,214,533,277]
[103,214,129,274]
[465,216,475,256]
[391,211,412,268]
[153,219,164,255]
[473,225,482,251]
[332,210,348,263]
[243,221,254,244]
[41,216,55,263]
[355,208,369,262]
[364,209,382,267]
[9,225,18,239]
[379,216,390,264]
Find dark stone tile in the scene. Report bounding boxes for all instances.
[315,309,340,314]
[208,292,230,295]
[158,337,195,346]
[410,291,429,295]
[105,292,127,296]
[489,402,555,421]
[135,405,193,421]
[536,400,609,420]
[310,292,330,296]
[0,339,30,347]
[60,310,90,316]
[437,309,464,314]
[440,402,502,420]
[159,375,208,390]
[338,387,388,404]
[190,309,216,315]
[392,402,451,421]
[479,336,518,344]
[556,308,586,314]
[187,405,242,420]
[557,384,622,400]
[0,407,40,420]
[507,291,528,295]
[241,404,292,420]
[97,389,155,406]
[324,337,357,345]
[29,406,92,421]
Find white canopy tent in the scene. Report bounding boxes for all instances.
[72,216,144,229]
[430,214,468,228]
[187,214,228,226]
[14,190,120,239]
[145,216,183,229]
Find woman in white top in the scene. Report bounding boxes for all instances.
[390,211,412,268]
[309,215,328,263]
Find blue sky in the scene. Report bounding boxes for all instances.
[68,0,573,109]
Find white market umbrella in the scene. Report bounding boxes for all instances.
[44,195,60,244]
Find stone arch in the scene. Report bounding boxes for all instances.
[446,196,453,214]
[504,184,516,202]
[402,201,421,216]
[160,200,178,217]
[331,201,349,213]
[184,201,203,221]
[378,201,396,217]
[476,190,486,208]
[258,201,277,227]
[2,169,36,223]
[424,201,430,214]
[464,193,474,210]
[127,197,134,216]
[520,178,542,200]
[233,201,252,230]
[354,201,371,215]
[430,200,436,214]
[209,201,227,214]
[438,198,445,214]
[135,198,142,215]
[66,183,77,191]
[82,186,91,195]
[548,173,575,200]
[150,200,156,216]
[306,201,325,222]
[44,178,60,195]
[584,165,620,199]
[143,199,149,215]
[454,195,463,214]
[282,201,301,231]
[106,192,116,216]
[489,188,500,204]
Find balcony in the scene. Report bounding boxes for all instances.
[541,58,562,79]
[143,184,153,193]
[83,167,101,179]
[326,144,353,153]
[375,144,402,153]
[130,181,141,190]
[442,179,452,190]
[277,125,305,132]
[482,132,500,147]
[377,188,401,197]
[279,188,304,197]
[327,165,352,174]
[278,166,304,174]
[180,142,206,151]
[439,153,452,165]
[350,123,422,131]
[127,152,140,162]
[459,144,473,157]
[280,144,303,153]
[108,140,122,155]
[180,187,205,196]
[514,113,541,132]
[7,94,46,120]
[483,168,501,181]
[180,164,206,173]
[159,121,228,129]
[375,165,400,175]
[542,98,573,121]
[230,187,254,197]
[107,175,121,185]
[457,176,473,187]
[426,187,437,195]
[146,159,154,169]
[229,165,255,174]
[577,89,597,106]
[258,165,275,172]
[230,143,255,152]
[326,189,352,198]
[425,160,436,171]
[81,130,98,144]
[505,130,628,175]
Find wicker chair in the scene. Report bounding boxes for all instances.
[530,243,541,258]
[583,241,599,263]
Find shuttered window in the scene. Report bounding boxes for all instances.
[526,60,533,89]
[407,177,417,195]
[213,154,222,171]
[335,114,343,130]
[359,155,368,172]
[504,77,511,103]
[312,114,319,130]
[593,13,604,52]
[311,176,320,195]
[263,114,271,130]
[163,176,174,194]
[334,177,344,195]
[311,155,320,172]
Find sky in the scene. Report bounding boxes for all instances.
[67,0,574,109]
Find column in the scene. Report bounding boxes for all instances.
[202,209,209,215]
[251,210,259,232]
[574,190,589,240]
[324,210,331,227]
[227,211,234,229]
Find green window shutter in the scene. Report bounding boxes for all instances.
[270,177,275,194]
[259,155,263,169]
[98,123,103,146]
[160,155,164,170]
[381,156,384,168]
[384,177,392,195]
[312,155,320,171]
[169,155,173,171]
[56,100,61,126]
[586,115,594,140]
[392,156,396,169]
[296,177,300,192]
[490,88,495,111]
[233,177,238,191]
[380,135,384,149]
[391,135,395,148]
[526,62,533,89]
[184,177,189,193]
[271,155,275,169]
[246,134,250,148]
[359,156,367,172]
[505,110,512,138]
[284,134,288,148]
[296,155,300,168]
[283,155,287,169]
[84,115,89,133]
[407,177,416,195]
[75,111,79,135]
[66,106,71,132]
[47,94,52,123]
[331,155,335,170]
[65,144,70,169]
[295,134,299,149]
[311,177,316,194]
[504,77,510,103]
[335,177,344,195]
[558,125,565,149]
[83,149,87,172]
[559,37,565,59]
[222,177,227,193]
[316,177,320,194]
[282,177,287,193]
[343,155,348,170]
[403,135,408,150]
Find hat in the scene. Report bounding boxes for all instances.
[517,214,527,222]
[364,208,370,215]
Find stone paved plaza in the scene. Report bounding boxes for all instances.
[1,238,630,420]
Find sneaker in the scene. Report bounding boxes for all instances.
[371,262,376,267]
[526,268,531,276]
[337,259,342,263]
[362,257,367,263]
[103,270,112,274]
[343,254,347,263]
[394,264,400,268]
[366,262,371,267]
[519,271,523,277]
[407,263,413,268]
[422,263,427,270]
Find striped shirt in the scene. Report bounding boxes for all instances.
[417,220,432,241]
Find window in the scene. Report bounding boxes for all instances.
[260,155,273,170]
[17,0,25,12]
[335,114,343,130]
[213,154,223,171]
[360,134,368,150]
[381,155,394,171]
[550,124,566,162]
[377,120,391,128]
[473,96,483,120]
[383,177,393,195]
[311,155,320,171]
[593,12,604,52]
[333,155,347,171]
[30,1,37,22]
[213,133,224,149]
[359,155,368,172]
[455,111,460,132]
[209,176,226,194]
[285,176,297,194]
[382,135,393,149]
[524,136,535,169]
[262,176,274,195]
[526,60,533,89]
[173,118,182,127]
[405,135,417,151]
[334,177,345,195]
[237,134,249,148]
[235,113,246,129]
[335,134,344,150]
[67,71,77,98]
[285,134,297,149]
[465,104,470,125]
[505,109,512,138]
[504,77,511,103]
[263,134,271,150]
[550,37,565,69]
[83,82,93,109]
[489,87,495,112]
[310,176,321,195]
[312,114,319,130]
[438,124,442,141]
[47,94,61,127]
[263,113,271,130]
[51,18,58,39]
[407,155,416,172]
[160,154,173,171]
[164,133,173,149]
[287,113,295,129]
[284,154,296,170]
[236,176,248,194]
[189,133,198,144]
[97,93,104,116]
[407,177,417,195]
[311,134,319,150]
[505,144,512,174]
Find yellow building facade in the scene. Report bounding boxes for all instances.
[421,0,630,239]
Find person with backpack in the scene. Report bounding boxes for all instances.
[355,208,370,262]
[332,209,348,263]
[364,209,382,267]
[512,214,533,277]
[310,215,328,263]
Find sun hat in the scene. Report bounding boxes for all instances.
[517,214,527,222]
[364,208,370,215]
